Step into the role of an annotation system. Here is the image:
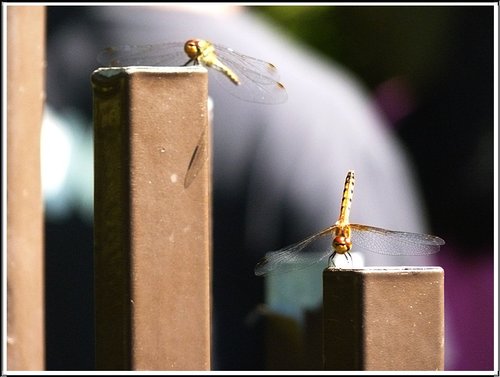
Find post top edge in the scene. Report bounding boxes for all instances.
[92,66,207,78]
[324,266,444,274]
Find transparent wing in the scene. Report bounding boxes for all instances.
[211,43,288,104]
[254,226,335,276]
[97,42,188,67]
[350,224,445,256]
[213,44,282,84]
[209,69,287,104]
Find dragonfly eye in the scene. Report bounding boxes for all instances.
[333,236,352,253]
[184,41,200,59]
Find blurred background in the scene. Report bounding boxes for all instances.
[253,6,495,370]
[43,5,494,371]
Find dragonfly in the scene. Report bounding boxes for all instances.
[97,38,287,104]
[98,38,288,188]
[254,170,445,276]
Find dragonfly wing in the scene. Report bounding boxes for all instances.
[211,44,288,104]
[97,42,188,67]
[213,44,282,83]
[350,224,445,256]
[254,226,335,276]
[210,70,287,104]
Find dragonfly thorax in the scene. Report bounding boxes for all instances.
[183,39,240,85]
[332,223,352,254]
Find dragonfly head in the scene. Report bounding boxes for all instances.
[333,225,352,254]
[184,39,213,61]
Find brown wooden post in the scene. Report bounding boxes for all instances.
[92,67,212,370]
[323,267,444,370]
[6,5,46,371]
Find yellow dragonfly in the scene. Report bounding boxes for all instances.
[254,170,445,276]
[97,38,287,104]
[98,38,287,188]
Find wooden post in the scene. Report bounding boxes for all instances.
[323,267,444,371]
[6,5,46,371]
[92,67,212,370]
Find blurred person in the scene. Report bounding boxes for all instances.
[45,5,441,370]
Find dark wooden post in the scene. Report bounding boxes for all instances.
[323,266,444,370]
[92,67,212,370]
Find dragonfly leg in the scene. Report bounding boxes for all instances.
[345,251,353,266]
[328,252,337,268]
[183,58,196,66]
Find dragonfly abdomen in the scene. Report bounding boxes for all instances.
[338,170,355,224]
[208,60,241,85]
